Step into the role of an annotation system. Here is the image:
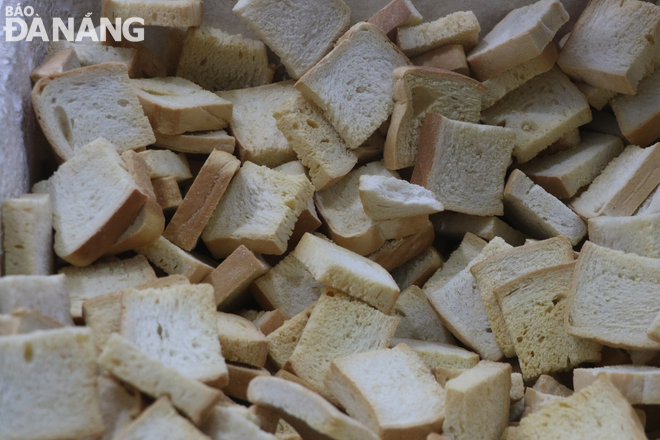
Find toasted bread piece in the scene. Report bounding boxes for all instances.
[296,22,410,150]
[136,236,214,282]
[396,11,481,58]
[391,338,479,369]
[410,45,469,76]
[6,308,63,334]
[266,304,315,370]
[423,232,487,293]
[0,328,104,440]
[367,222,435,271]
[254,310,287,336]
[224,362,271,401]
[589,214,660,258]
[638,184,660,217]
[431,367,467,387]
[391,247,443,290]
[151,176,182,212]
[359,175,443,221]
[611,69,660,147]
[566,241,660,350]
[431,212,527,246]
[102,0,202,27]
[95,375,142,440]
[30,47,80,82]
[138,149,192,182]
[467,0,568,80]
[1,194,53,275]
[533,374,573,396]
[543,127,582,156]
[377,213,431,241]
[574,365,660,404]
[368,0,422,36]
[47,40,140,76]
[576,82,617,111]
[217,312,269,368]
[154,130,235,155]
[392,285,454,343]
[0,274,72,326]
[327,344,445,440]
[521,388,564,417]
[411,115,515,216]
[102,37,168,78]
[201,404,279,440]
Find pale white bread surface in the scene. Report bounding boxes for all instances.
[285,290,398,403]
[251,253,323,319]
[569,143,660,218]
[247,376,379,440]
[384,66,484,170]
[218,81,300,167]
[481,42,558,110]
[443,361,512,440]
[293,233,400,314]
[521,388,564,417]
[202,162,314,258]
[390,338,479,369]
[101,0,203,27]
[396,11,481,58]
[611,68,660,147]
[503,169,587,245]
[120,284,228,383]
[520,131,625,199]
[467,0,568,80]
[200,404,278,440]
[533,374,574,396]
[31,63,155,161]
[367,0,423,36]
[576,81,617,111]
[423,232,487,293]
[0,328,104,440]
[2,194,52,275]
[574,365,660,404]
[98,334,221,424]
[296,22,410,150]
[136,236,214,282]
[32,138,147,266]
[177,26,272,92]
[48,41,139,77]
[273,94,357,191]
[314,161,397,255]
[557,0,660,95]
[154,130,235,155]
[431,212,527,246]
[114,397,210,440]
[410,45,469,76]
[61,254,156,319]
[216,311,268,368]
[544,126,582,155]
[327,344,445,440]
[649,311,660,342]
[0,274,73,326]
[266,303,315,370]
[503,377,647,440]
[392,285,455,344]
[481,67,592,163]
[131,77,232,135]
[424,237,510,361]
[367,220,434,271]
[495,262,602,381]
[391,246,443,290]
[359,175,443,221]
[233,0,350,79]
[470,236,575,358]
[138,149,192,182]
[30,47,81,83]
[566,241,660,350]
[6,308,63,334]
[411,115,515,216]
[589,214,660,258]
[222,362,271,401]
[93,375,142,440]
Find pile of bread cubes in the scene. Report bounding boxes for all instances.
[5,0,660,438]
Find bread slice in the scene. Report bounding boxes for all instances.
[177,27,272,92]
[0,274,73,326]
[296,22,410,150]
[99,334,221,424]
[368,0,423,36]
[102,0,202,27]
[467,0,568,80]
[576,82,617,111]
[367,222,434,272]
[200,404,279,440]
[247,376,379,440]
[543,127,582,156]
[566,241,660,350]
[233,0,350,79]
[164,151,240,251]
[137,236,214,282]
[266,304,315,369]
[557,0,660,95]
[224,362,271,401]
[520,132,625,199]
[254,310,287,336]
[423,232,487,293]
[1,194,53,275]
[102,37,168,78]
[32,63,155,161]
[285,290,398,403]
[521,388,564,418]
[481,67,592,163]
[132,77,232,135]
[154,130,235,155]
[569,143,660,218]
[217,312,269,368]
[360,175,443,221]
[391,247,443,290]
[574,365,660,404]
[443,361,512,440]
[151,176,182,212]
[93,375,142,440]
[410,45,469,76]
[32,138,147,266]
[120,284,228,383]
[396,11,481,58]
[391,339,479,370]
[273,95,357,190]
[611,69,660,147]
[431,212,527,246]
[533,374,573,396]
[411,115,515,216]
[114,397,209,440]
[5,308,64,334]
[589,214,660,258]
[354,131,386,163]
[327,344,445,440]
[377,214,431,241]
[48,40,139,77]
[251,253,323,319]
[637,185,660,216]
[392,285,454,343]
[503,376,647,440]
[503,170,587,245]
[138,149,192,182]
[293,233,400,314]
[30,47,80,82]
[470,236,574,358]
[203,162,314,258]
[481,41,558,110]
[384,66,484,170]
[61,254,156,318]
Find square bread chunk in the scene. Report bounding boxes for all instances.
[153,130,235,155]
[423,232,487,293]
[200,404,279,440]
[296,22,410,150]
[391,247,443,290]
[202,162,314,258]
[138,150,192,182]
[611,68,660,147]
[410,45,469,75]
[396,11,481,58]
[411,115,514,216]
[0,328,104,440]
[557,0,660,95]
[0,274,73,326]
[93,375,142,440]
[368,0,423,36]
[101,0,203,27]
[390,339,479,370]
[495,262,602,381]
[588,214,660,259]
[30,47,80,82]
[136,236,213,283]
[266,303,315,369]
[431,212,527,246]
[293,233,400,314]
[574,365,660,404]
[327,344,445,440]
[392,285,455,344]
[217,312,269,368]
[120,284,228,384]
